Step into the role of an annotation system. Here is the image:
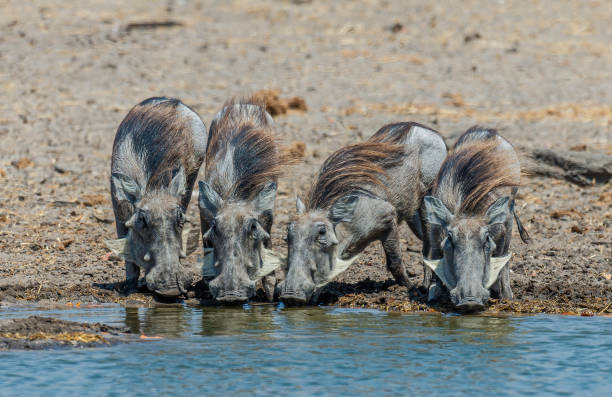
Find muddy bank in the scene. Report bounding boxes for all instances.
[0,1,610,315]
[0,316,133,350]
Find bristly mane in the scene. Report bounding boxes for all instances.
[116,97,197,192]
[205,97,293,200]
[433,139,520,214]
[305,142,404,210]
[369,121,435,144]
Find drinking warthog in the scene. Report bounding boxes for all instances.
[107,97,207,297]
[198,99,292,304]
[279,122,447,305]
[422,127,530,312]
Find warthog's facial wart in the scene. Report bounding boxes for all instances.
[423,253,512,291]
[199,180,278,304]
[199,247,285,282]
[424,195,513,312]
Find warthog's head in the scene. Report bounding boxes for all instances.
[111,167,192,298]
[199,180,277,304]
[423,195,512,312]
[279,195,357,305]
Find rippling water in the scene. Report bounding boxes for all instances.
[0,304,610,396]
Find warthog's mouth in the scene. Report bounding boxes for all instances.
[280,289,309,306]
[215,290,249,304]
[455,298,486,313]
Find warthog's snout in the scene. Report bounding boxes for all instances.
[154,287,182,298]
[279,288,308,305]
[450,281,490,313]
[455,298,486,313]
[209,276,255,305]
[215,290,249,304]
[147,270,188,299]
[279,279,314,306]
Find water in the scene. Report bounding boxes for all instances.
[0,304,610,396]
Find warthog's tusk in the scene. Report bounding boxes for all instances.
[255,249,286,279]
[423,253,513,290]
[315,255,360,289]
[103,238,130,260]
[197,248,286,281]
[486,253,512,288]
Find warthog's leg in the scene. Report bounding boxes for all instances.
[380,223,411,287]
[262,275,276,302]
[125,261,141,291]
[418,204,444,301]
[339,197,410,287]
[116,220,140,292]
[112,199,140,292]
[490,216,514,300]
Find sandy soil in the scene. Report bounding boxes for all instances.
[0,0,610,314]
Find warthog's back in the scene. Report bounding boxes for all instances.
[204,100,282,201]
[111,97,207,194]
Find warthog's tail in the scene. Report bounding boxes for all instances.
[513,210,531,244]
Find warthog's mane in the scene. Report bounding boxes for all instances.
[305,141,405,210]
[368,121,437,144]
[113,97,199,193]
[434,129,520,214]
[205,97,294,200]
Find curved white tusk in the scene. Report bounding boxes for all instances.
[485,253,513,288]
[254,248,286,280]
[315,255,359,289]
[422,258,454,290]
[104,238,129,260]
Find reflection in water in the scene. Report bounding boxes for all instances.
[199,305,278,337]
[416,314,516,346]
[124,304,190,337]
[1,304,610,396]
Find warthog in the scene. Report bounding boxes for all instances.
[279,122,447,305]
[198,99,292,304]
[423,127,530,312]
[107,97,207,297]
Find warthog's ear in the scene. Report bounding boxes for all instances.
[198,181,223,218]
[112,173,141,204]
[329,194,358,225]
[296,196,306,214]
[254,181,277,215]
[486,196,511,226]
[169,166,186,199]
[423,196,453,228]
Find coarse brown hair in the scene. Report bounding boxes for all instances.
[205,97,298,200]
[305,141,404,210]
[115,97,198,192]
[433,139,520,214]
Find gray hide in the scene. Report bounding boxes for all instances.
[280,122,447,305]
[198,102,282,304]
[423,127,526,312]
[109,97,207,298]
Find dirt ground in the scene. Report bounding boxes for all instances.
[0,0,610,315]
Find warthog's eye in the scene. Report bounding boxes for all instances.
[136,212,148,231]
[445,231,454,248]
[318,226,326,236]
[176,209,185,228]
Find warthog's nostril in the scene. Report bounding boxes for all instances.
[215,290,248,304]
[456,299,486,313]
[154,288,182,298]
[280,288,308,305]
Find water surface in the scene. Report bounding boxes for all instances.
[0,304,610,396]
